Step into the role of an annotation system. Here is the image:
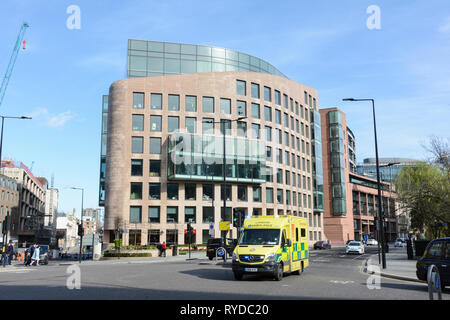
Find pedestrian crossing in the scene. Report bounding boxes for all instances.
[0,267,32,273]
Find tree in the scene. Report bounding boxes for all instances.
[394,137,450,238]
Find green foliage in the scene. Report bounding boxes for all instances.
[103,252,152,258]
[121,245,157,250]
[114,239,122,250]
[394,162,450,238]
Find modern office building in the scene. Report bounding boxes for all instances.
[100,40,323,246]
[320,108,399,244]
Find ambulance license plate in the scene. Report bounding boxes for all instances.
[245,268,258,272]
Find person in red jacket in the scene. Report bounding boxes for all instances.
[161,242,167,257]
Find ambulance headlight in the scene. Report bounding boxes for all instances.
[265,253,276,262]
[232,253,238,261]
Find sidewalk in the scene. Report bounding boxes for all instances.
[366,247,423,283]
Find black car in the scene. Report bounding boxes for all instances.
[206,238,237,260]
[416,237,450,289]
[313,240,331,250]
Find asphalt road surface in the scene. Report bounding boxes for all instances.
[0,246,448,300]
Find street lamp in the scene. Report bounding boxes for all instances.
[202,116,247,240]
[342,98,387,269]
[0,115,32,254]
[71,187,84,263]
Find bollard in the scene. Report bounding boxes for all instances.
[427,264,442,300]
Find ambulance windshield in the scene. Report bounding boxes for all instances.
[239,229,280,245]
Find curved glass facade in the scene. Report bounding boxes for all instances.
[127,40,287,79]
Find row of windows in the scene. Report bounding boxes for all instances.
[130,182,313,208]
[0,206,11,216]
[1,190,17,202]
[133,158,311,188]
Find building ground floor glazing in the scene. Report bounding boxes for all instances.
[105,182,323,246]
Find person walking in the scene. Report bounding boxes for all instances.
[30,244,40,266]
[161,241,167,257]
[6,242,14,265]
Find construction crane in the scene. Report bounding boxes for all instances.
[0,22,29,108]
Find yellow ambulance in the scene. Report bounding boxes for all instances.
[231,215,309,281]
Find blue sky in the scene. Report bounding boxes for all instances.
[0,0,449,214]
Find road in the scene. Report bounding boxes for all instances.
[0,246,447,300]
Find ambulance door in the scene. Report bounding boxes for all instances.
[281,228,291,272]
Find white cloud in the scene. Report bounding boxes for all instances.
[25,108,75,128]
[438,17,450,33]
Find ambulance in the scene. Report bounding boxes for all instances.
[231,215,309,281]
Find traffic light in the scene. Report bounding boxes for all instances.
[233,209,241,228]
[78,224,84,237]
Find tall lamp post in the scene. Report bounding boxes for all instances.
[342,98,387,269]
[71,187,84,263]
[0,115,31,257]
[203,116,247,241]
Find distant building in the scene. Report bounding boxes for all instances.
[356,158,419,182]
[56,213,79,249]
[0,174,19,243]
[0,161,45,246]
[320,108,399,244]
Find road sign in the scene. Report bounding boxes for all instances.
[219,221,231,231]
[209,224,215,237]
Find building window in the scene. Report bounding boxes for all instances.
[202,118,214,134]
[185,207,196,223]
[132,137,143,153]
[284,113,289,127]
[266,188,274,203]
[220,119,231,136]
[264,106,272,122]
[151,93,162,109]
[150,137,162,154]
[202,207,214,224]
[237,121,247,137]
[283,94,288,108]
[203,97,214,113]
[275,110,281,124]
[252,124,260,139]
[167,207,178,223]
[148,206,160,223]
[236,80,246,96]
[149,160,161,177]
[150,115,162,131]
[251,83,260,98]
[168,116,179,132]
[253,186,261,202]
[251,103,260,119]
[185,95,197,112]
[130,206,142,223]
[130,183,142,200]
[266,146,272,162]
[202,184,214,201]
[237,100,246,117]
[221,184,232,201]
[186,117,196,133]
[286,190,291,205]
[132,114,144,131]
[220,98,231,114]
[264,86,271,102]
[285,170,290,185]
[276,149,282,164]
[265,166,273,182]
[167,183,179,200]
[274,90,281,105]
[183,183,196,200]
[265,126,272,142]
[149,183,161,200]
[277,189,283,204]
[131,159,143,176]
[168,94,180,111]
[133,92,144,109]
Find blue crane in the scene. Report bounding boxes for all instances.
[0,23,29,108]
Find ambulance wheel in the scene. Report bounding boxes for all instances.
[274,263,283,281]
[208,256,213,261]
[233,272,243,280]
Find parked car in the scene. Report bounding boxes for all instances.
[394,238,407,247]
[366,239,378,246]
[346,241,365,255]
[314,241,332,250]
[206,238,237,260]
[416,237,450,289]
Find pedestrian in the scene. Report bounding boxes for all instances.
[161,241,167,257]
[6,242,14,265]
[157,242,162,257]
[26,243,36,266]
[30,244,40,266]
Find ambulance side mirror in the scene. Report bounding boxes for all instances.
[286,239,292,247]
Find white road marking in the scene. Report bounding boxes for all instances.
[330,280,355,284]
